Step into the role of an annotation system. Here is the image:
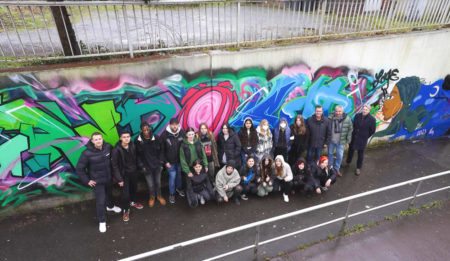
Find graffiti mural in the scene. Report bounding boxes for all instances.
[0,64,449,213]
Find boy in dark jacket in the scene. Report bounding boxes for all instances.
[76,132,121,233]
[134,123,165,207]
[160,118,186,204]
[112,131,144,222]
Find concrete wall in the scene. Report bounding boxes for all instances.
[0,29,449,214]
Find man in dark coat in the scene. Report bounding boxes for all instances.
[76,132,121,233]
[306,105,331,164]
[342,105,376,175]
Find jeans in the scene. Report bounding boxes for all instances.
[306,147,323,164]
[167,163,182,195]
[93,183,114,222]
[328,142,344,170]
[144,167,162,197]
[121,172,138,211]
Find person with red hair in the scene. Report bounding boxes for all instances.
[311,156,337,194]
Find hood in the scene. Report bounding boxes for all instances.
[165,124,181,135]
[277,117,289,129]
[295,157,307,166]
[136,133,155,142]
[260,153,273,166]
[275,155,287,165]
[243,117,254,127]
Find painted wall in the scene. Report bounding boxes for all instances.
[0,30,449,213]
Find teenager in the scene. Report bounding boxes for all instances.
[160,118,186,204]
[291,157,315,194]
[217,123,242,170]
[288,115,309,167]
[197,123,220,184]
[255,119,273,161]
[239,156,259,200]
[185,159,215,208]
[238,117,258,166]
[135,123,165,207]
[273,117,291,160]
[215,160,243,205]
[256,154,274,197]
[76,132,121,233]
[112,131,144,222]
[311,156,337,194]
[273,155,293,203]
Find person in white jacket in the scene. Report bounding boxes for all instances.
[273,155,293,202]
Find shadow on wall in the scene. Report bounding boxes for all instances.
[0,64,449,213]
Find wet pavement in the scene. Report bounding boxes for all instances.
[0,138,449,261]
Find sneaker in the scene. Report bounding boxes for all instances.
[199,195,205,205]
[176,189,185,197]
[283,193,289,203]
[240,194,249,200]
[355,169,361,176]
[106,205,121,213]
[130,201,143,209]
[234,197,241,205]
[99,222,106,233]
[157,196,166,206]
[321,186,328,192]
[148,196,155,207]
[169,194,175,204]
[123,210,130,222]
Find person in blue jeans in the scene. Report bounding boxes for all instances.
[306,105,331,164]
[327,105,352,177]
[160,118,186,204]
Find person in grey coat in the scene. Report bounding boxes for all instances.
[215,160,243,205]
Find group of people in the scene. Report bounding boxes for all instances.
[76,105,376,232]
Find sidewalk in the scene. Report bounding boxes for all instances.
[273,200,450,261]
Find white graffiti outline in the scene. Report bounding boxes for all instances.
[17,165,64,190]
[235,87,269,113]
[430,85,439,97]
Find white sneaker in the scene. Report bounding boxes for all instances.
[99,222,106,233]
[283,193,289,203]
[106,205,121,213]
[200,195,205,205]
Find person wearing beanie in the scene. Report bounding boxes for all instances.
[311,156,337,194]
[273,155,293,203]
[239,156,259,200]
[291,157,315,194]
[215,160,243,205]
[256,154,274,197]
[238,117,258,166]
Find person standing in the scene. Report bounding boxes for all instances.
[342,105,376,176]
[180,127,209,191]
[255,119,273,161]
[217,123,242,170]
[327,105,353,176]
[288,115,309,167]
[76,132,121,233]
[238,117,258,166]
[135,123,166,207]
[112,131,144,222]
[306,105,331,164]
[272,118,291,160]
[160,118,186,204]
[196,123,220,184]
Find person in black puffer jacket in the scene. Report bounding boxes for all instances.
[217,123,242,170]
[238,117,258,166]
[186,159,215,208]
[112,131,144,222]
[135,123,166,207]
[76,132,121,233]
[288,115,309,167]
[291,157,315,194]
[311,156,337,194]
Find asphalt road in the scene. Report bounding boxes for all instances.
[0,138,449,261]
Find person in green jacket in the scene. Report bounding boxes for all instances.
[180,127,209,180]
[327,104,353,177]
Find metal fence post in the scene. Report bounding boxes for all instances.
[253,225,260,259]
[339,199,353,234]
[384,0,395,30]
[409,180,423,207]
[236,1,241,47]
[122,4,134,58]
[319,0,327,39]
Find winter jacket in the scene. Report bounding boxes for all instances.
[111,142,143,182]
[256,126,273,160]
[328,112,353,145]
[217,128,242,168]
[288,124,309,163]
[292,158,314,187]
[350,113,376,150]
[160,125,186,164]
[187,171,214,194]
[215,166,241,198]
[239,164,259,186]
[238,118,258,155]
[180,138,208,174]
[273,155,293,182]
[306,115,331,148]
[76,141,113,185]
[311,164,337,189]
[273,118,291,150]
[199,133,220,166]
[134,133,163,170]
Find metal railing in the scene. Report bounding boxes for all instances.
[1,0,449,60]
[119,169,450,260]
